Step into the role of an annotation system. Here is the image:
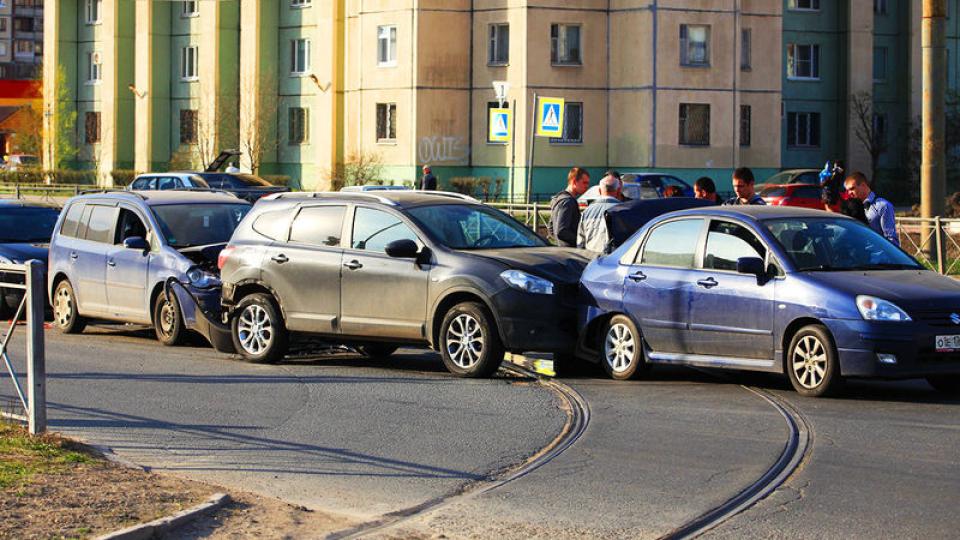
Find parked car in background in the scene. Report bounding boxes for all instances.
[219,191,589,376]
[340,185,412,192]
[48,191,251,345]
[580,206,960,397]
[192,172,288,203]
[2,154,39,172]
[129,173,211,191]
[578,182,661,208]
[621,173,695,198]
[759,184,827,210]
[764,169,820,186]
[0,200,60,319]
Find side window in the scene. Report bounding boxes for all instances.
[289,206,345,247]
[252,210,293,241]
[795,185,822,199]
[703,221,766,271]
[640,219,704,268]
[59,203,84,238]
[114,208,148,244]
[157,177,177,190]
[351,207,418,252]
[131,178,147,190]
[83,205,118,244]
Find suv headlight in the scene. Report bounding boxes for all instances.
[856,295,911,322]
[500,270,554,295]
[186,267,220,289]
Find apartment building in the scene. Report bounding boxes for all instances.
[1,0,43,80]
[42,0,940,194]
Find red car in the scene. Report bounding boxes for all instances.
[760,183,837,211]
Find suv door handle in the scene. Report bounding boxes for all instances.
[107,259,116,267]
[697,277,719,289]
[69,252,78,260]
[271,254,289,264]
[627,271,647,282]
[343,260,363,270]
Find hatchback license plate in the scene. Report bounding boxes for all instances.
[936,335,960,352]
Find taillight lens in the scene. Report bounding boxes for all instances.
[218,246,236,270]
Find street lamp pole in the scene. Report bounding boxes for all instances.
[922,0,946,261]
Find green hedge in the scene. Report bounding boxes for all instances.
[262,174,292,187]
[110,170,140,187]
[0,170,99,185]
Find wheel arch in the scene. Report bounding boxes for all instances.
[429,289,500,349]
[230,280,285,317]
[781,316,836,374]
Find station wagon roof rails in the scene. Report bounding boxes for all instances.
[266,191,399,206]
[171,187,241,198]
[79,188,147,199]
[418,191,480,203]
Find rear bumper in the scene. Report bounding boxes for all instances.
[824,318,960,378]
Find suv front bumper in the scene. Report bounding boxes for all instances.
[490,287,578,353]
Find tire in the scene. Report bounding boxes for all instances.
[358,343,399,359]
[0,290,11,320]
[439,302,504,378]
[52,279,86,334]
[231,293,288,364]
[926,374,960,395]
[600,315,648,380]
[153,292,186,346]
[786,324,842,397]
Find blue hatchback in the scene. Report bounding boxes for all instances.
[579,206,960,397]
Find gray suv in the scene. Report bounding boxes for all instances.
[219,191,589,377]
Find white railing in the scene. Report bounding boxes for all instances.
[0,261,46,434]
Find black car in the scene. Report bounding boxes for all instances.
[191,150,289,203]
[0,200,59,318]
[218,191,589,376]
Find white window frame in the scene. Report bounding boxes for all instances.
[291,38,311,76]
[180,45,199,82]
[550,23,582,66]
[376,102,397,143]
[288,107,309,145]
[680,24,711,67]
[181,0,198,17]
[291,0,312,7]
[488,23,509,66]
[787,44,820,80]
[0,43,7,56]
[787,111,821,148]
[788,0,820,11]
[86,51,102,84]
[377,25,397,67]
[85,0,102,24]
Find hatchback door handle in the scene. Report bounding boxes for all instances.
[697,277,719,289]
[627,271,647,282]
[271,254,289,264]
[343,260,363,270]
[69,252,78,260]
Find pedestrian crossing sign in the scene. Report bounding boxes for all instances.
[489,108,512,143]
[536,97,565,137]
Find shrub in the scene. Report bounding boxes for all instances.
[110,170,140,187]
[261,175,292,187]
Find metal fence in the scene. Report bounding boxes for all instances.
[0,183,85,203]
[0,261,46,434]
[897,217,960,275]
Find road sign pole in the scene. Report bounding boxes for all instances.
[525,93,538,204]
[510,98,517,203]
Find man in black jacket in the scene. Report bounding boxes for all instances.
[418,165,438,190]
[550,166,591,247]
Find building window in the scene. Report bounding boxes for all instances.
[13,39,32,57]
[550,23,581,66]
[550,102,583,144]
[679,103,710,146]
[376,103,397,142]
[740,105,751,147]
[180,109,198,144]
[787,44,820,80]
[288,107,308,144]
[13,17,33,32]
[86,51,101,83]
[873,113,887,149]
[0,43,6,56]
[0,18,7,33]
[788,0,820,11]
[741,28,752,70]
[488,23,509,65]
[181,0,198,17]
[874,0,887,15]
[291,0,312,6]
[873,47,887,81]
[486,101,509,143]
[787,111,821,148]
[377,25,397,66]
[680,25,710,67]
[84,111,101,144]
[85,0,101,24]
[291,38,310,75]
[180,45,198,81]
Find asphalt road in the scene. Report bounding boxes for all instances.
[2,326,959,538]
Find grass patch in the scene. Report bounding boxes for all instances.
[0,422,93,489]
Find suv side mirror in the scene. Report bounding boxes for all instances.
[385,239,419,259]
[123,236,150,252]
[737,257,765,278]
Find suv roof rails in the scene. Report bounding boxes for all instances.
[170,187,241,198]
[266,191,399,206]
[417,191,480,203]
[79,188,148,199]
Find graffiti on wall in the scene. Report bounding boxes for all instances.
[418,136,469,164]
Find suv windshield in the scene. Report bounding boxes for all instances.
[0,207,59,243]
[764,217,920,272]
[408,204,546,249]
[151,203,250,248]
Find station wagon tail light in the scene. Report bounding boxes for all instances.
[500,270,555,295]
[217,246,236,270]
[856,295,911,322]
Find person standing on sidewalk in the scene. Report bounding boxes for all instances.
[577,173,622,256]
[844,171,899,246]
[694,177,722,205]
[418,165,438,190]
[550,167,591,247]
[724,167,766,206]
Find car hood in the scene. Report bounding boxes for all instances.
[464,247,590,284]
[0,243,48,264]
[808,270,960,310]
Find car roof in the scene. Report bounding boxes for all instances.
[665,205,844,221]
[70,190,248,206]
[0,199,60,209]
[135,172,198,178]
[262,190,480,209]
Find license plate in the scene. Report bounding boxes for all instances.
[936,335,960,352]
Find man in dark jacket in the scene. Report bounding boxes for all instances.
[723,167,766,206]
[418,165,438,190]
[550,167,591,247]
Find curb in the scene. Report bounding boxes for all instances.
[96,492,231,540]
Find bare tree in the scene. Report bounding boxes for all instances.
[195,89,239,169]
[239,73,279,175]
[852,91,889,183]
[326,151,384,190]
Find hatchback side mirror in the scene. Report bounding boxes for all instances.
[123,236,150,252]
[385,239,419,259]
[737,257,766,277]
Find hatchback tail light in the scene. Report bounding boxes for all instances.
[218,246,236,270]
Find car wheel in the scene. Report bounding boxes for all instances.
[601,315,648,380]
[926,374,960,395]
[439,302,504,378]
[358,344,399,359]
[53,280,86,334]
[153,292,186,346]
[231,293,288,364]
[786,325,842,397]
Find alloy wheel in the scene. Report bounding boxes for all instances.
[445,313,484,369]
[237,304,273,355]
[604,322,636,374]
[792,335,827,389]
